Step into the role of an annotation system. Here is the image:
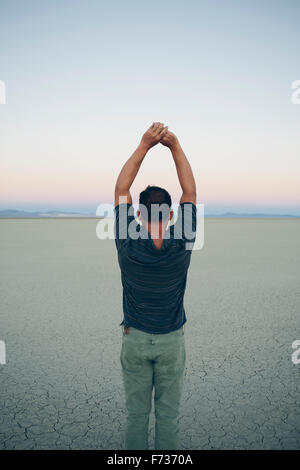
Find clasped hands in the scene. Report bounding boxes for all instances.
[141,122,179,152]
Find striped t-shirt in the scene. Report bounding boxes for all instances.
[114,202,197,334]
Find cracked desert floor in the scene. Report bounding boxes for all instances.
[0,218,299,450]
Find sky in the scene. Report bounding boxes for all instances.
[0,0,300,215]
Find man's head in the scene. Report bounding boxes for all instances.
[137,185,173,227]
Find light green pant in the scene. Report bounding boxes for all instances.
[120,325,186,450]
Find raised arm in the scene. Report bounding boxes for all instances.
[114,122,168,206]
[160,131,196,205]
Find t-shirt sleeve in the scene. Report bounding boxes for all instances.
[172,202,197,250]
[114,203,137,251]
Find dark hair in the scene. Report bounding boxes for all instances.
[139,185,172,223]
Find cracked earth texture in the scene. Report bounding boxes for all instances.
[0,218,299,450]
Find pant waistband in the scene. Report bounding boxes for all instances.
[123,325,184,335]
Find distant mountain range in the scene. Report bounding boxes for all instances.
[0,209,99,218]
[0,209,299,218]
[205,212,300,218]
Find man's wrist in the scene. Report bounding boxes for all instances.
[138,140,150,154]
[170,141,181,153]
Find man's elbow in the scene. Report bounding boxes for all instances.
[180,190,196,204]
[115,185,129,197]
[114,187,131,206]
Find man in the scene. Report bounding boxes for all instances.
[114,122,197,450]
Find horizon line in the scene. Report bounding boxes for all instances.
[0,208,300,219]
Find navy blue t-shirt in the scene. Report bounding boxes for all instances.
[114,202,197,334]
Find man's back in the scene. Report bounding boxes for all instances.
[115,202,196,334]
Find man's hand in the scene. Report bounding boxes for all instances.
[115,122,167,206]
[141,122,168,150]
[160,129,180,151]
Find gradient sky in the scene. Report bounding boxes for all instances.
[0,0,300,214]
